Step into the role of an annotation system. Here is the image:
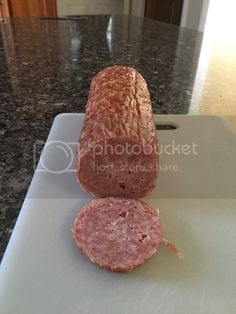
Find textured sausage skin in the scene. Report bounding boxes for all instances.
[72,197,163,272]
[77,66,158,198]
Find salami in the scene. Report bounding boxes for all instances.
[72,197,163,272]
[76,66,158,198]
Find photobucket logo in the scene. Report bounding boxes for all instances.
[34,140,76,174]
[33,139,199,174]
[159,140,198,155]
[92,141,154,159]
[92,140,198,158]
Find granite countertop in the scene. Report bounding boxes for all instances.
[0,15,204,260]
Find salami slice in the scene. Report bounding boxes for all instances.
[76,66,158,198]
[72,197,163,272]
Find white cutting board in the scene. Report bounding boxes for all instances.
[0,114,236,314]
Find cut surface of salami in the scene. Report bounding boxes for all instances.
[76,66,158,198]
[72,197,163,272]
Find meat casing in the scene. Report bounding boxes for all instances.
[77,66,159,198]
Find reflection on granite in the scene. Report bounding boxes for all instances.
[0,16,203,260]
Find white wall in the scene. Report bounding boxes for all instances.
[57,0,124,16]
[123,0,131,14]
[130,0,145,17]
[181,0,210,32]
[190,0,236,113]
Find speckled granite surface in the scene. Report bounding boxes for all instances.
[0,15,203,261]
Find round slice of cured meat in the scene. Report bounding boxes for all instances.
[72,197,163,272]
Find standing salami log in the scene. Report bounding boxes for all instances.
[77,66,158,198]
